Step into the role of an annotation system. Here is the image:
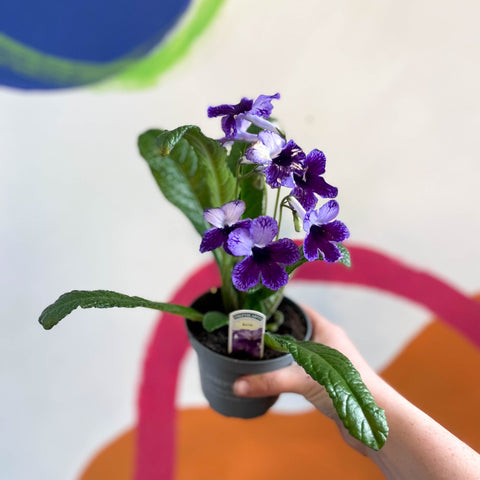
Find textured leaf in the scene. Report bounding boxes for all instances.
[239,166,266,221]
[226,140,248,175]
[265,333,389,450]
[202,311,229,332]
[138,127,236,236]
[337,243,351,267]
[39,290,203,330]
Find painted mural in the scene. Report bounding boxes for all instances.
[1,1,479,479]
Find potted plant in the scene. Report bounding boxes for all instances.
[39,93,389,451]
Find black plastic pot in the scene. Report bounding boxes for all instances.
[186,291,312,419]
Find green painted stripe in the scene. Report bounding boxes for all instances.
[112,0,226,89]
[0,0,225,89]
[0,32,132,86]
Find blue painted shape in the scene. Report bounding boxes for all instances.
[0,0,191,89]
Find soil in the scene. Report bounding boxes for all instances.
[186,288,309,360]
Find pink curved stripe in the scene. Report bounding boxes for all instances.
[294,244,480,347]
[135,244,480,480]
[134,262,220,480]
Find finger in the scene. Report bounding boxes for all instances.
[233,364,313,398]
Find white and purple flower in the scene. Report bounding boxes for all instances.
[202,93,350,292]
[199,200,251,254]
[304,200,350,262]
[207,93,280,142]
[227,216,300,291]
[245,131,305,188]
[291,149,338,210]
[290,197,349,263]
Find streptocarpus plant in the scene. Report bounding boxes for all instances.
[39,93,388,450]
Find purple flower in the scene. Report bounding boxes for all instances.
[291,149,338,210]
[245,131,305,188]
[207,93,280,142]
[200,200,251,254]
[301,200,350,262]
[227,216,300,291]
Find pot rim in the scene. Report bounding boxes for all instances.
[186,295,312,367]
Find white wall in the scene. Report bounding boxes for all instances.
[1,1,479,478]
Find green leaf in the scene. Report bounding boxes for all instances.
[138,126,236,236]
[285,244,310,276]
[226,140,248,175]
[39,290,203,330]
[239,166,266,220]
[337,243,351,267]
[265,310,284,332]
[202,311,229,332]
[155,125,193,155]
[265,333,389,450]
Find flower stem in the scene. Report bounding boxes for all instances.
[234,160,242,199]
[273,187,282,223]
[220,252,239,312]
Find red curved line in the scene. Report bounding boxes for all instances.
[135,244,480,480]
[134,262,220,480]
[292,243,480,347]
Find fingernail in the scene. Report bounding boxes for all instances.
[233,379,249,396]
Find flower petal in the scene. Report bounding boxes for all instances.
[265,163,289,188]
[250,93,280,118]
[250,216,278,247]
[280,140,306,166]
[222,200,246,225]
[258,130,285,156]
[304,226,343,262]
[246,140,273,165]
[308,175,338,199]
[235,219,252,230]
[203,206,226,228]
[305,149,326,175]
[291,187,318,211]
[317,240,342,263]
[232,256,261,291]
[207,97,253,117]
[243,114,279,133]
[221,115,237,138]
[324,220,350,242]
[303,231,321,261]
[307,200,340,227]
[259,261,289,290]
[267,239,300,265]
[199,228,224,253]
[227,228,254,256]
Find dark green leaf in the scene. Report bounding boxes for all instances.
[243,286,275,310]
[39,290,203,330]
[265,310,284,332]
[137,127,236,236]
[155,125,193,155]
[202,311,229,332]
[226,140,248,175]
[265,333,389,450]
[239,166,266,220]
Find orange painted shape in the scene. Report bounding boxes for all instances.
[381,319,480,452]
[78,429,135,480]
[175,408,382,479]
[79,301,480,479]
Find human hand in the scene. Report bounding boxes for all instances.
[233,305,381,448]
[234,306,480,478]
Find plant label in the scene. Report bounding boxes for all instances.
[228,309,266,358]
